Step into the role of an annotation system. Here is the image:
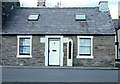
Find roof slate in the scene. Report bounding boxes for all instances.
[2,7,116,35]
[112,19,118,29]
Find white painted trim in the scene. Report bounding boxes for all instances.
[17,35,32,58]
[17,55,32,58]
[67,39,73,66]
[40,38,45,43]
[45,36,63,66]
[77,36,93,59]
[117,30,119,58]
[63,38,69,43]
[118,30,120,48]
[115,35,117,59]
[76,56,93,59]
[45,37,48,66]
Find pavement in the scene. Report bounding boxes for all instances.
[2,66,119,70]
[2,66,120,83]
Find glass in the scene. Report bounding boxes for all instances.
[79,38,91,46]
[19,38,30,54]
[79,46,90,54]
[79,38,91,55]
[20,46,30,54]
[20,38,30,46]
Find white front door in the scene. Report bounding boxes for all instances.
[49,39,60,65]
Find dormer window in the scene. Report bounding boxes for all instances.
[75,14,86,21]
[28,13,40,21]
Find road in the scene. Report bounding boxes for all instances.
[2,67,120,83]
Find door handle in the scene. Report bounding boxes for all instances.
[52,50,57,52]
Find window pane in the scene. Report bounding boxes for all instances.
[28,14,39,21]
[20,46,30,54]
[79,38,91,46]
[79,46,91,54]
[20,38,30,46]
[75,14,86,21]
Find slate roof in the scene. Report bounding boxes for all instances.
[2,7,115,35]
[112,19,118,29]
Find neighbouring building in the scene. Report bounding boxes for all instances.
[1,1,116,67]
[118,18,120,60]
[0,1,20,65]
[2,2,20,25]
[112,19,120,67]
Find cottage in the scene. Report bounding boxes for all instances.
[2,1,116,67]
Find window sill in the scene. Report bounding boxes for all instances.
[17,55,32,58]
[76,56,93,59]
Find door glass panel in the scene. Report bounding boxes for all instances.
[69,41,71,59]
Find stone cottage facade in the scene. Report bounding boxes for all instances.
[1,1,116,67]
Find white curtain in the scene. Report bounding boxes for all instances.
[20,47,30,53]
[20,39,30,46]
[20,39,30,54]
[79,39,91,54]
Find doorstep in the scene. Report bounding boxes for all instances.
[2,66,119,70]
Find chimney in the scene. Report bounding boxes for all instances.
[99,1,109,11]
[37,0,46,7]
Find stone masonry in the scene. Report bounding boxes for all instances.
[2,35,115,67]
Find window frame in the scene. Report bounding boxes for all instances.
[77,36,93,59]
[17,36,32,58]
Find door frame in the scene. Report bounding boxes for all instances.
[45,36,63,66]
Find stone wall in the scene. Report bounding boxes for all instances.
[2,35,115,67]
[2,35,45,66]
[64,36,115,67]
[63,43,67,66]
[2,35,17,65]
